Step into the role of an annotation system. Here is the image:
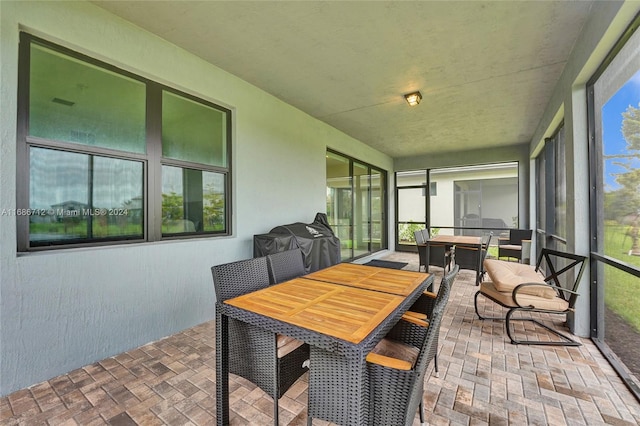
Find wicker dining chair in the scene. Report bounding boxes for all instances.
[365,266,456,426]
[415,230,452,273]
[266,248,306,284]
[497,229,532,263]
[414,230,428,272]
[455,232,493,285]
[427,241,453,272]
[402,265,459,377]
[211,257,309,425]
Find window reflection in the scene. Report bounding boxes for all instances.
[162,91,227,167]
[29,147,143,244]
[161,166,226,235]
[29,44,146,153]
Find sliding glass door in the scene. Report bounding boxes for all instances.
[326,150,387,261]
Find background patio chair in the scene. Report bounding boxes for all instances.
[429,241,453,271]
[211,257,309,425]
[414,229,453,272]
[421,229,454,273]
[474,248,587,346]
[266,248,306,284]
[414,230,428,271]
[455,232,493,285]
[497,229,532,263]
[365,265,456,426]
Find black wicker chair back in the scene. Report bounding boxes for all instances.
[414,230,428,271]
[418,265,457,372]
[497,228,532,262]
[455,232,492,285]
[211,257,309,425]
[367,265,457,426]
[211,257,270,301]
[427,241,452,271]
[266,248,306,284]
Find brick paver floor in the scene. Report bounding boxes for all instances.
[2,252,639,425]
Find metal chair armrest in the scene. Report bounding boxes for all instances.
[511,282,561,308]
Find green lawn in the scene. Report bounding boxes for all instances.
[604,223,640,332]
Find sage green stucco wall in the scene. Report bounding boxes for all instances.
[0,1,392,395]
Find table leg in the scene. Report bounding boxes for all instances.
[216,311,229,426]
[476,245,482,285]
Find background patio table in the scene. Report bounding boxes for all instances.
[215,264,432,425]
[424,235,483,284]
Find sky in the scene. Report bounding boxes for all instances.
[602,69,640,192]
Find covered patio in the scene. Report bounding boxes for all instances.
[2,253,638,425]
[1,1,640,424]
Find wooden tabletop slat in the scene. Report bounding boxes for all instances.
[226,277,407,343]
[303,263,429,295]
[428,235,482,245]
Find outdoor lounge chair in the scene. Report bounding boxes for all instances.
[365,266,456,426]
[266,248,306,284]
[474,248,587,346]
[211,257,309,425]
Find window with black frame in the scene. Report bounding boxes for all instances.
[588,16,640,399]
[395,163,518,254]
[17,33,231,250]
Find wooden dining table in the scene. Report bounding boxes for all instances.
[430,234,482,246]
[215,263,433,426]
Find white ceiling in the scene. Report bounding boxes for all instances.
[93,1,594,158]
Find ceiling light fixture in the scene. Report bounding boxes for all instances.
[404,91,422,106]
